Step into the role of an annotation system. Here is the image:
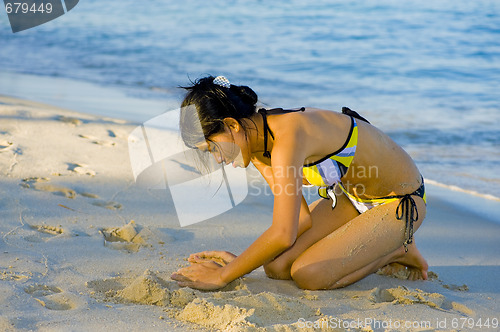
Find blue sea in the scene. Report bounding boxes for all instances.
[1,0,499,199]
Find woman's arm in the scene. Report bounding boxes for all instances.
[252,156,312,237]
[172,134,308,290]
[218,138,307,284]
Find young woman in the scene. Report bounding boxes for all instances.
[171,75,428,291]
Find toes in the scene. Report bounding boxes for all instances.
[379,266,390,275]
[408,268,426,281]
[379,263,398,276]
[384,267,396,275]
[379,263,407,277]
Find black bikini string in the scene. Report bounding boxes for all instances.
[258,109,273,158]
[258,107,305,159]
[395,194,419,252]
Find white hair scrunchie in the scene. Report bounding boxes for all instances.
[213,76,231,89]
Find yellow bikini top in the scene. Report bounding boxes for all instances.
[302,116,358,187]
[258,106,363,189]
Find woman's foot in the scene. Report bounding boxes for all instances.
[379,242,428,280]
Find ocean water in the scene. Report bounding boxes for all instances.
[1,0,499,199]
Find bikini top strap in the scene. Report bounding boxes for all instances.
[341,107,370,124]
[257,107,305,158]
[262,107,305,115]
[257,108,272,158]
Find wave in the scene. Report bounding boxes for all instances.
[425,179,500,202]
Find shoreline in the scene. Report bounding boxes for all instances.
[425,180,500,225]
[1,94,500,331]
[0,70,176,123]
[426,179,500,203]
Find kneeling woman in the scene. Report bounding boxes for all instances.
[171,76,428,291]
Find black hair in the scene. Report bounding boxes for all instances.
[179,76,259,175]
[179,75,258,149]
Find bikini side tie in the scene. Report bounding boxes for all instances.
[396,194,419,253]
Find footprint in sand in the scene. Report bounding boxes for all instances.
[0,134,22,155]
[67,163,96,176]
[23,224,64,243]
[0,140,13,152]
[30,224,64,235]
[443,283,469,292]
[25,284,62,297]
[106,129,127,139]
[92,200,122,210]
[78,134,115,147]
[21,179,120,208]
[24,284,80,310]
[424,271,469,292]
[0,271,30,281]
[20,177,76,199]
[55,115,82,126]
[79,192,100,199]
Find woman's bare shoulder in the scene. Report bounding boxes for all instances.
[269,107,351,164]
[270,107,344,130]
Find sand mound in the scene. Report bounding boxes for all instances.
[89,270,197,308]
[178,292,319,330]
[370,286,474,315]
[116,270,170,305]
[101,220,156,252]
[88,270,321,331]
[178,298,256,330]
[88,270,477,331]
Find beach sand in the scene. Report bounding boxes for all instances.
[1,95,499,331]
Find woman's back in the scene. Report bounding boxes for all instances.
[264,108,421,198]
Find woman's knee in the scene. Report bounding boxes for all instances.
[264,257,293,280]
[290,259,338,290]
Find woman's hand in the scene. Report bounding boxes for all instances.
[171,261,227,290]
[187,250,236,266]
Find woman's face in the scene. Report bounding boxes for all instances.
[196,120,249,168]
